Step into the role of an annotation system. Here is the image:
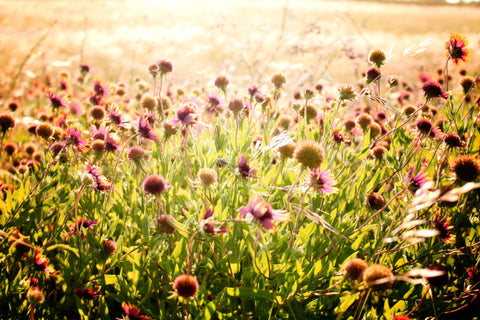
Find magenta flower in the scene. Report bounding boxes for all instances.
[104,133,121,152]
[65,127,86,151]
[422,81,448,100]
[310,169,338,194]
[237,155,257,179]
[176,103,198,126]
[137,115,158,142]
[91,125,109,140]
[239,195,289,230]
[46,89,68,109]
[109,105,131,129]
[408,168,430,193]
[67,217,98,239]
[205,92,225,114]
[87,163,111,191]
[33,247,56,274]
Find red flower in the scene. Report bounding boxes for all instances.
[446,33,471,64]
[239,195,289,230]
[87,163,111,191]
[65,127,86,151]
[73,286,100,300]
[237,155,257,179]
[122,302,153,320]
[33,247,55,274]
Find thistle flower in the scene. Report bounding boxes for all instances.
[446,33,471,64]
[173,274,199,298]
[137,115,158,142]
[87,163,111,191]
[65,127,87,151]
[0,113,15,134]
[122,302,154,320]
[237,155,257,179]
[363,264,394,292]
[127,146,146,162]
[365,67,381,84]
[310,168,337,194]
[142,174,171,196]
[422,81,448,100]
[368,49,387,67]
[214,75,230,92]
[157,59,173,75]
[451,155,480,182]
[415,118,441,138]
[294,140,325,169]
[239,195,289,230]
[344,258,368,281]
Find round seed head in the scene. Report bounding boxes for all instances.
[368,49,387,67]
[155,214,176,234]
[127,146,146,162]
[363,264,394,292]
[366,192,385,210]
[344,258,368,281]
[214,75,230,91]
[173,274,199,298]
[271,72,286,88]
[3,142,18,156]
[142,174,169,195]
[141,96,158,111]
[198,168,218,187]
[35,122,54,139]
[278,143,296,159]
[228,98,245,114]
[451,155,480,182]
[0,113,15,133]
[294,140,325,169]
[356,113,373,131]
[89,106,106,120]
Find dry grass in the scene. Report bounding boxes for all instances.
[1,0,479,98]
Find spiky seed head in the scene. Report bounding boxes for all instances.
[271,72,286,88]
[344,258,368,281]
[451,155,480,182]
[366,192,385,210]
[173,274,199,298]
[89,106,106,120]
[368,49,387,67]
[278,143,296,159]
[198,168,218,187]
[363,264,394,292]
[141,96,158,111]
[294,140,325,169]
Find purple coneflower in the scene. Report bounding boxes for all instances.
[408,168,430,193]
[433,213,455,244]
[239,195,289,230]
[422,81,448,100]
[310,169,337,194]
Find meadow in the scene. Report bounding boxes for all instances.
[1,0,480,319]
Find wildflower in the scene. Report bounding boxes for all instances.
[65,127,87,151]
[140,96,157,111]
[73,286,100,300]
[46,89,68,109]
[248,84,261,98]
[415,118,440,138]
[3,142,18,156]
[408,169,429,193]
[87,163,111,191]
[155,214,176,234]
[157,59,173,75]
[294,140,325,169]
[91,125,108,140]
[176,102,198,126]
[102,239,117,256]
[366,192,385,210]
[68,218,98,239]
[425,265,448,287]
[109,105,131,129]
[365,67,381,84]
[173,274,199,298]
[80,64,90,76]
[445,33,471,64]
[214,75,230,92]
[278,143,296,159]
[391,316,411,320]
[35,122,54,140]
[237,155,257,179]
[338,84,357,101]
[8,100,20,112]
[122,302,154,320]
[147,63,159,78]
[271,72,286,88]
[310,169,337,194]
[277,115,293,131]
[198,168,218,187]
[93,79,110,99]
[418,71,432,84]
[89,106,106,120]
[50,141,66,158]
[344,258,368,281]
[104,133,121,153]
[127,146,146,162]
[363,264,394,292]
[205,92,225,114]
[23,142,37,155]
[368,122,382,139]
[26,286,45,305]
[203,221,228,236]
[0,113,15,134]
[433,213,455,244]
[228,97,245,115]
[467,266,480,285]
[137,115,158,142]
[203,207,214,220]
[163,119,179,136]
[239,195,289,230]
[298,104,318,122]
[444,132,465,148]
[459,76,475,94]
[368,49,387,67]
[451,155,480,182]
[142,174,171,196]
[33,247,55,274]
[422,81,448,100]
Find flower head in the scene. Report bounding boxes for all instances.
[344,258,368,281]
[415,118,441,138]
[422,81,448,100]
[237,155,257,179]
[65,127,87,151]
[137,115,158,142]
[433,213,455,244]
[239,195,289,230]
[109,105,131,129]
[451,155,480,182]
[363,264,394,292]
[46,89,69,109]
[87,163,111,191]
[338,84,357,101]
[122,302,153,320]
[368,49,387,67]
[73,286,100,300]
[173,274,199,298]
[198,168,218,187]
[157,59,173,75]
[310,169,337,194]
[142,174,171,196]
[446,33,471,64]
[443,132,465,148]
[176,102,198,126]
[68,218,98,239]
[33,247,56,274]
[294,140,325,169]
[408,168,430,193]
[0,113,16,134]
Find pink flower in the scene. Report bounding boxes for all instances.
[239,195,289,230]
[237,155,257,179]
[310,169,338,194]
[137,115,158,142]
[67,218,98,240]
[109,105,131,129]
[87,163,111,191]
[46,89,69,109]
[65,127,86,151]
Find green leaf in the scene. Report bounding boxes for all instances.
[225,287,274,301]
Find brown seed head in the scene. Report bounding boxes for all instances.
[451,155,480,182]
[173,274,199,298]
[294,140,324,169]
[344,258,368,281]
[363,264,394,292]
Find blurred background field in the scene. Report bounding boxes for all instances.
[1,0,479,99]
